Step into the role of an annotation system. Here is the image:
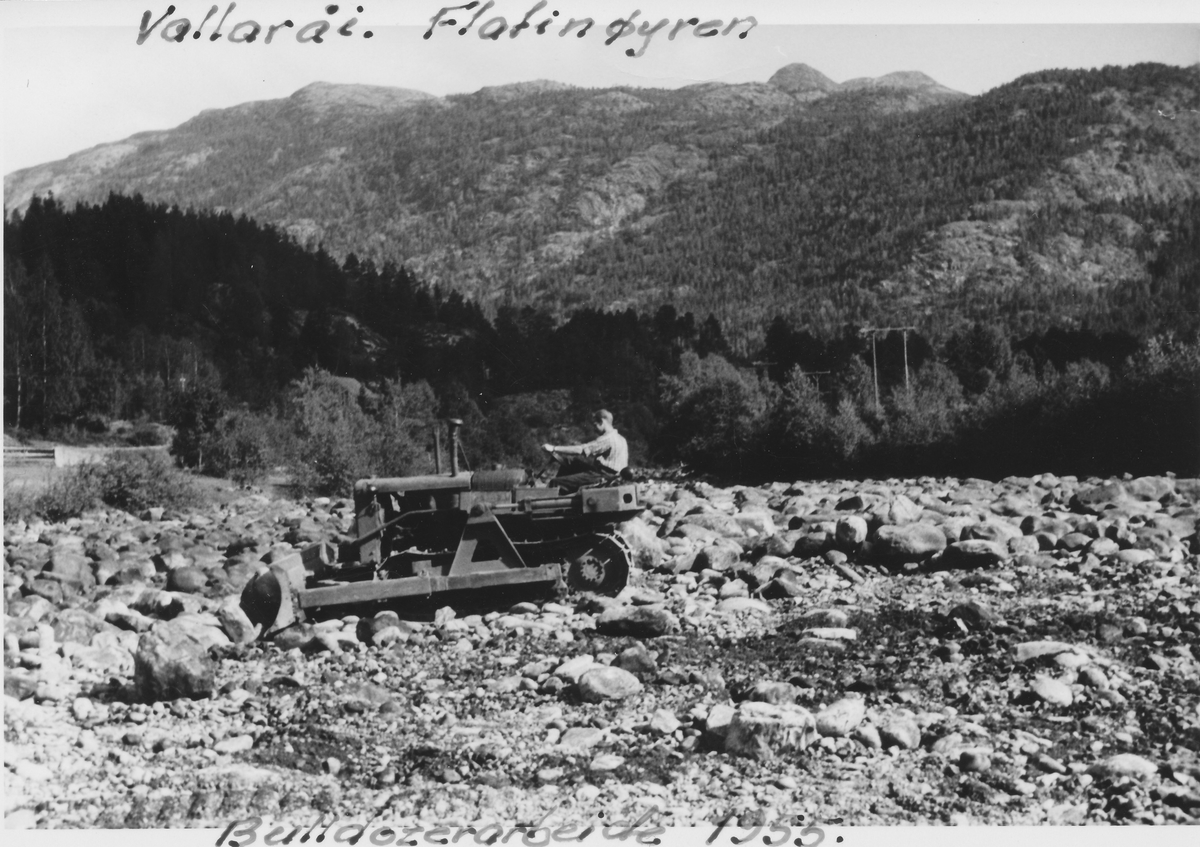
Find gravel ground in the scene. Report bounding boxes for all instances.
[5,473,1200,830]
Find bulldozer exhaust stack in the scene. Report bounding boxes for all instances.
[447,417,462,476]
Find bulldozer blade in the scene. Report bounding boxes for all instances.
[240,563,304,637]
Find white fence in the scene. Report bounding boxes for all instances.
[3,445,169,468]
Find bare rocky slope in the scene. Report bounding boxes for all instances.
[5,472,1200,829]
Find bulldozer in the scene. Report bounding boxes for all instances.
[241,419,641,636]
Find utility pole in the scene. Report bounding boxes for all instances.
[859,326,918,409]
[797,369,832,397]
[871,332,880,410]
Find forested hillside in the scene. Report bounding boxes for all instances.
[535,65,1200,347]
[5,64,957,343]
[6,64,1197,351]
[5,194,1197,489]
[2,194,720,465]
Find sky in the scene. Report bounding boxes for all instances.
[1,0,1198,175]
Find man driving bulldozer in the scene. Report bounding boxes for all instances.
[542,409,629,493]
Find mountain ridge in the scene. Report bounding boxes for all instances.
[4,63,966,213]
[5,62,1198,349]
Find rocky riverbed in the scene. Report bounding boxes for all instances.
[5,473,1200,829]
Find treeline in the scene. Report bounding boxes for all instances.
[2,194,733,481]
[5,193,1197,494]
[665,332,1200,482]
[3,192,489,428]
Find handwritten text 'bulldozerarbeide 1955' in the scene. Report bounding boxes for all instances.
[214,812,827,847]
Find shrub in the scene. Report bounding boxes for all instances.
[127,421,173,447]
[660,352,773,474]
[286,371,375,496]
[827,398,874,465]
[3,486,36,523]
[86,450,199,513]
[889,362,963,441]
[766,367,833,473]
[169,384,225,468]
[29,469,105,522]
[201,410,284,485]
[944,322,1014,394]
[373,379,438,475]
[285,369,435,495]
[12,450,199,521]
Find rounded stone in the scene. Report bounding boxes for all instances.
[941,540,1008,569]
[596,605,679,637]
[870,523,947,561]
[816,697,867,738]
[748,681,797,705]
[1086,753,1158,780]
[166,567,207,594]
[725,701,818,760]
[1029,675,1074,708]
[959,748,992,773]
[649,708,682,735]
[133,623,215,703]
[878,710,922,750]
[578,666,643,702]
[835,516,869,548]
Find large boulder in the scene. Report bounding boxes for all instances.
[693,542,743,572]
[716,597,772,615]
[1125,476,1174,502]
[761,569,805,599]
[816,697,867,737]
[273,623,316,651]
[835,516,869,549]
[725,701,818,760]
[1070,481,1129,513]
[1029,675,1074,707]
[758,530,804,558]
[869,523,947,562]
[46,549,96,589]
[864,494,922,527]
[878,710,922,750]
[792,531,831,558]
[679,511,745,539]
[617,517,665,569]
[357,610,402,645]
[169,613,232,650]
[940,540,1008,569]
[747,681,798,705]
[166,566,208,594]
[964,521,1023,545]
[578,666,643,702]
[948,600,999,632]
[613,642,658,676]
[6,670,38,700]
[25,579,63,606]
[53,609,111,645]
[703,703,737,749]
[733,510,777,537]
[216,601,260,644]
[553,655,596,684]
[133,623,215,703]
[596,604,679,638]
[1086,753,1158,780]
